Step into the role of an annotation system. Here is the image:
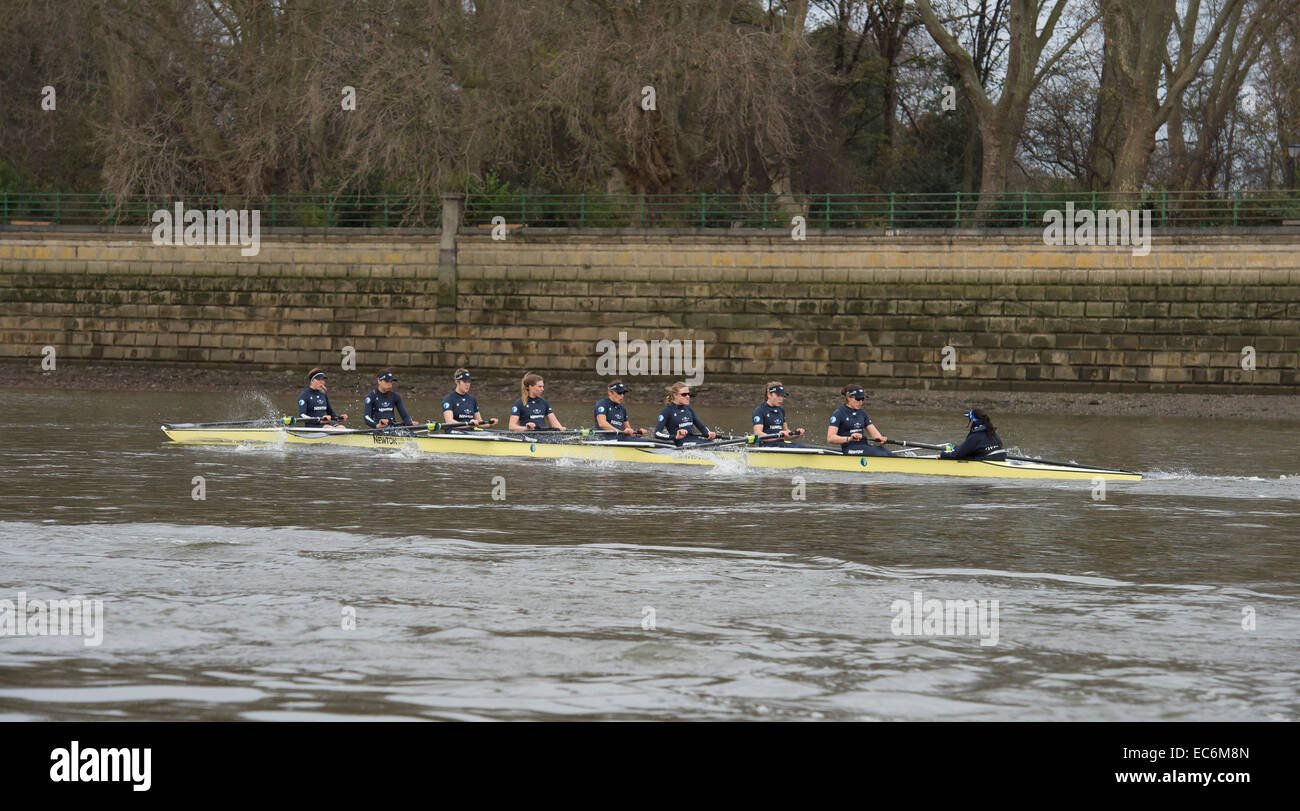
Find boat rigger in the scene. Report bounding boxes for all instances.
[159,422,1143,482]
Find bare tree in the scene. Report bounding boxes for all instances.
[1086,0,1247,193]
[1167,0,1282,190]
[916,0,1098,215]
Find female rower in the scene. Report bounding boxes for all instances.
[751,381,807,445]
[939,409,1006,460]
[509,373,566,432]
[594,380,648,438]
[826,384,889,455]
[441,368,498,429]
[654,381,717,445]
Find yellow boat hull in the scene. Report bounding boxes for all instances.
[161,426,1143,481]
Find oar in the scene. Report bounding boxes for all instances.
[661,435,754,451]
[420,419,510,432]
[753,429,806,443]
[282,416,349,427]
[884,439,948,451]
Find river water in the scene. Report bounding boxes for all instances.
[1,389,1297,721]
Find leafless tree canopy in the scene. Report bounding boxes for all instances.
[1,0,1296,199]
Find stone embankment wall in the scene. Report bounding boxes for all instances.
[1,224,1297,392]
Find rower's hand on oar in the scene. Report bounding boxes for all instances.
[675,428,688,440]
[874,435,888,444]
[622,426,635,436]
[707,431,717,440]
[377,418,390,428]
[849,432,863,442]
[794,428,805,437]
[339,414,348,422]
[486,418,499,426]
[525,421,537,430]
[409,420,422,427]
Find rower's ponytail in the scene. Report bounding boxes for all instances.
[665,381,687,405]
[521,372,542,403]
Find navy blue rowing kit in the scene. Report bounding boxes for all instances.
[751,402,812,446]
[297,387,338,425]
[442,391,481,423]
[829,403,890,456]
[511,396,554,429]
[594,397,628,430]
[939,423,1005,460]
[752,403,787,435]
[655,403,710,444]
[364,388,413,427]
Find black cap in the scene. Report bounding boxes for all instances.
[309,369,327,382]
[767,385,787,396]
[377,371,396,381]
[847,388,867,400]
[454,371,472,381]
[608,381,628,393]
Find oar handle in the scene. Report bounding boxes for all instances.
[885,439,952,452]
[663,435,753,450]
[284,415,348,427]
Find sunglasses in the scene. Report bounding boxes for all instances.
[678,392,691,397]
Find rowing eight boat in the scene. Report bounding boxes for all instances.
[160,424,1143,481]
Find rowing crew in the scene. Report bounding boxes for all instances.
[296,366,1005,460]
[298,367,421,429]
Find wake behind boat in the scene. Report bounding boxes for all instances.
[159,420,1142,482]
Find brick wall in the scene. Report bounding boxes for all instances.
[2,229,1297,392]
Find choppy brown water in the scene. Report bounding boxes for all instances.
[1,389,1297,720]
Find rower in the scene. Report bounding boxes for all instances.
[364,370,421,429]
[654,381,717,445]
[751,381,807,445]
[594,380,648,438]
[297,368,348,427]
[441,368,498,429]
[509,373,566,431]
[827,384,889,455]
[939,408,1006,460]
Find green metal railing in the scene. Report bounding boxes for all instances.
[2,190,1298,229]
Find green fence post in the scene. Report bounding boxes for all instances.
[55,191,61,224]
[1160,189,1167,227]
[580,193,587,227]
[889,192,895,228]
[824,193,831,228]
[1232,191,1238,227]
[521,193,527,228]
[271,196,277,228]
[954,191,961,227]
[639,193,646,228]
[699,193,706,228]
[1022,191,1028,227]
